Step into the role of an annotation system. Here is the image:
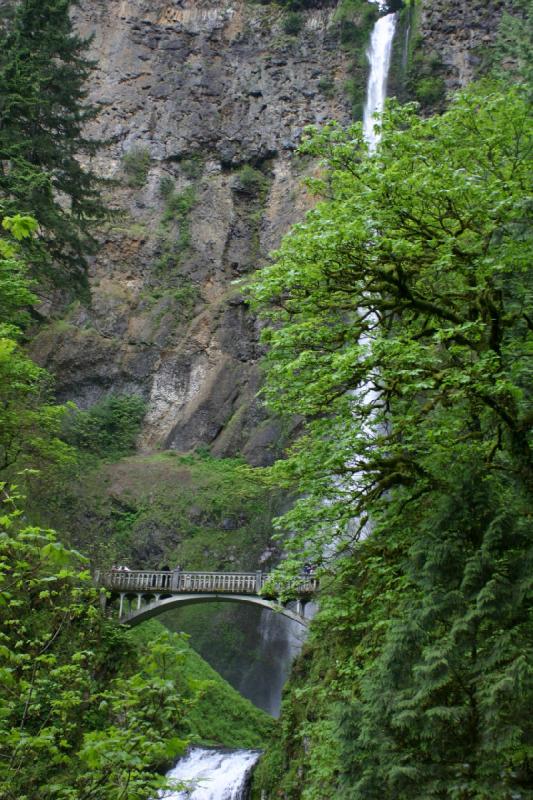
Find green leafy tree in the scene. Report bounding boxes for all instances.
[0,214,74,472]
[0,0,107,285]
[0,488,191,800]
[249,83,533,798]
[61,394,147,459]
[250,82,532,570]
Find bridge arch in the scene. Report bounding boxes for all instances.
[96,569,317,628]
[121,593,310,627]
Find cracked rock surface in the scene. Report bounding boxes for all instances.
[31,0,351,466]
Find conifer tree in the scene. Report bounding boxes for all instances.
[0,0,106,286]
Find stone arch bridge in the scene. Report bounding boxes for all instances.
[95,569,318,627]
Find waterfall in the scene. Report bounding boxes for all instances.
[163,748,261,800]
[237,609,307,717]
[363,7,398,150]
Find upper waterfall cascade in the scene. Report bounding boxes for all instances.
[363,8,398,150]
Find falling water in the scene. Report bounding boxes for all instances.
[163,748,261,800]
[237,609,307,717]
[363,7,398,150]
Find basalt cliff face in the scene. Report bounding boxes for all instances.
[32,0,352,467]
[418,0,513,89]
[30,0,510,467]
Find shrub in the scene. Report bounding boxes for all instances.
[233,165,268,197]
[122,146,151,188]
[62,394,147,458]
[162,186,196,224]
[180,155,204,179]
[415,75,446,105]
[158,186,197,262]
[158,175,175,200]
[318,75,335,97]
[283,11,303,35]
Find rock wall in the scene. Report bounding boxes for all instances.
[29,0,512,467]
[418,0,512,90]
[31,0,352,466]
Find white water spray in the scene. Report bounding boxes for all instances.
[163,748,261,800]
[363,8,397,150]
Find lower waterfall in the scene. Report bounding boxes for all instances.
[163,748,261,800]
[237,607,307,717]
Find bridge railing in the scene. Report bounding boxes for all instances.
[96,570,261,594]
[95,569,318,596]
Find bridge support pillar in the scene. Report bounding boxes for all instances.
[295,599,307,619]
[136,593,142,610]
[119,593,125,618]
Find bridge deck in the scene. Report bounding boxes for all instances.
[96,569,318,597]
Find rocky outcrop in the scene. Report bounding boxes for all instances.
[419,0,511,89]
[31,0,352,466]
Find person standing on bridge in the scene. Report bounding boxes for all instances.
[161,564,171,588]
[172,564,182,591]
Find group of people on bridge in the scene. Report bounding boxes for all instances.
[111,563,182,589]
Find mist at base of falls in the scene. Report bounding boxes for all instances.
[159,603,308,717]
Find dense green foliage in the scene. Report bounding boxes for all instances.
[0,490,273,798]
[0,11,271,791]
[132,621,274,749]
[0,0,107,286]
[250,83,533,798]
[62,394,147,459]
[24,450,284,570]
[0,491,193,799]
[0,215,75,474]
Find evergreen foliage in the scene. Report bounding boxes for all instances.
[0,0,107,286]
[249,83,533,798]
